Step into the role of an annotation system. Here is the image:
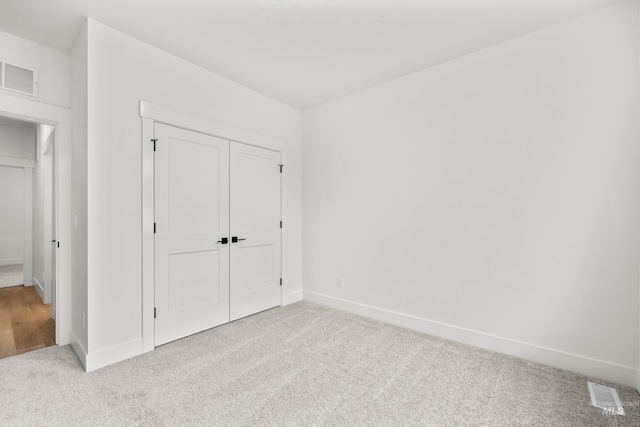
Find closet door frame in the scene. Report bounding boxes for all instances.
[140,101,288,353]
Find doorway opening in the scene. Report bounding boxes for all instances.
[0,115,57,359]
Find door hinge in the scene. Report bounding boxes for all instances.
[154,223,156,233]
[280,278,282,287]
[280,221,282,228]
[154,307,157,318]
[279,164,283,173]
[151,138,157,151]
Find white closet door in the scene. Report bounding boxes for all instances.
[154,124,230,346]
[230,142,281,321]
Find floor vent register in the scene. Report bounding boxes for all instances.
[588,381,624,416]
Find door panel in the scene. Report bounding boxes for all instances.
[168,138,221,236]
[168,251,221,311]
[230,142,281,321]
[154,124,229,346]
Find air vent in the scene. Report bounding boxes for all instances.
[588,381,624,415]
[0,60,39,97]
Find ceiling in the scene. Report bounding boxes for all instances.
[0,0,623,110]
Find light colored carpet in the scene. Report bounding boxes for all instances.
[0,301,638,426]
[0,264,23,288]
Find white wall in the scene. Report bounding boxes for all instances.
[82,19,302,366]
[303,0,639,387]
[70,23,88,355]
[637,0,640,396]
[0,119,36,159]
[0,30,70,109]
[0,166,24,265]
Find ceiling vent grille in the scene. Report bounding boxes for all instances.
[0,60,39,97]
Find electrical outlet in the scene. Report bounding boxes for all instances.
[337,277,344,288]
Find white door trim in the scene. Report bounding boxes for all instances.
[0,95,71,346]
[43,143,55,303]
[139,101,285,153]
[23,167,33,288]
[0,156,34,168]
[140,101,288,353]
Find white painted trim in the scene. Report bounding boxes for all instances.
[280,151,287,307]
[70,330,88,370]
[303,291,638,388]
[140,101,289,354]
[283,291,302,305]
[0,95,69,124]
[54,123,69,347]
[42,141,53,156]
[0,156,34,168]
[42,132,54,157]
[141,117,155,354]
[0,93,72,348]
[139,101,286,153]
[85,339,143,372]
[23,168,32,287]
[43,145,54,304]
[0,258,23,266]
[33,276,44,300]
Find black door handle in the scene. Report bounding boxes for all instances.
[216,237,228,244]
[231,237,246,243]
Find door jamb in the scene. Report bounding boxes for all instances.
[24,166,33,290]
[140,100,288,353]
[42,141,55,304]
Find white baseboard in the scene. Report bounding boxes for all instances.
[303,291,637,388]
[283,290,302,305]
[70,330,88,370]
[0,258,23,266]
[33,277,44,300]
[85,338,143,372]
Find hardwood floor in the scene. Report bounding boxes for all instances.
[0,285,55,360]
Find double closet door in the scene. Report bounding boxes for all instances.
[154,123,281,346]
